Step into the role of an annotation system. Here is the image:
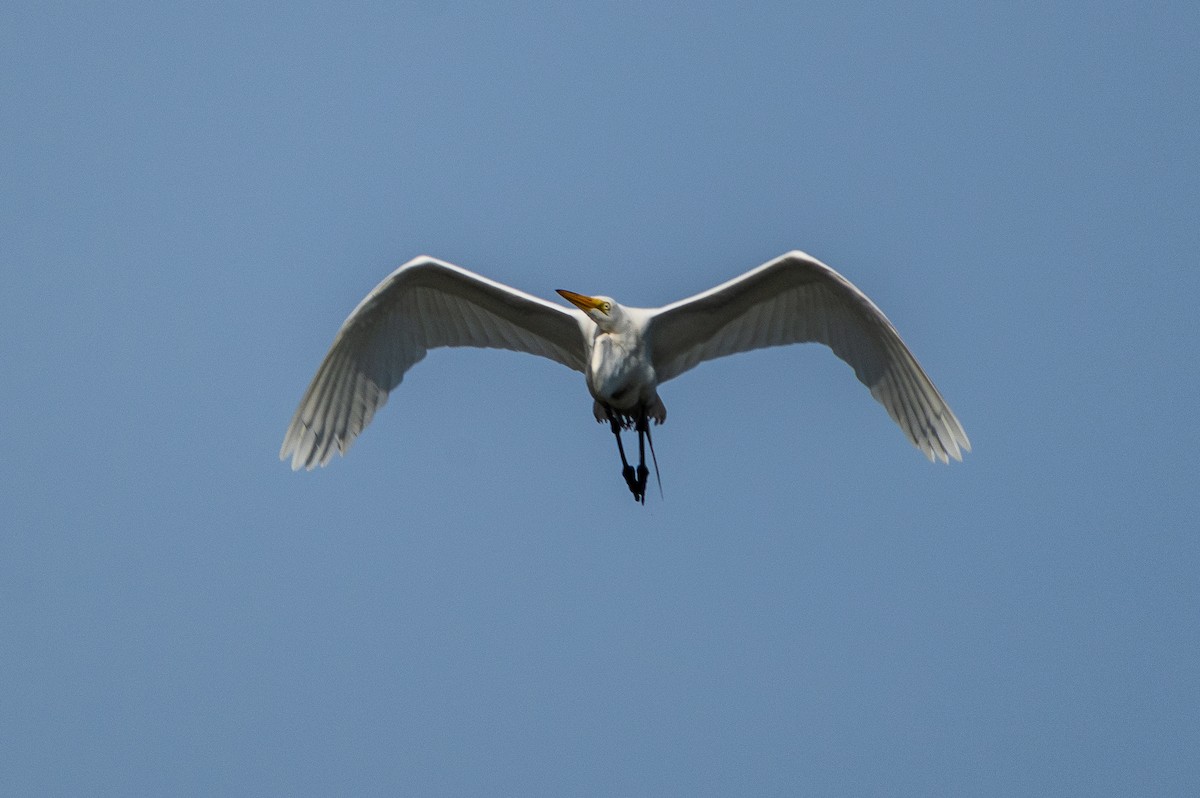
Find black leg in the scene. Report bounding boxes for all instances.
[635,415,649,505]
[607,410,639,500]
[644,418,662,500]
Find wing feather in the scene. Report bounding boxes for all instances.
[648,251,970,462]
[281,256,588,470]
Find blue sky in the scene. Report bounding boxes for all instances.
[3,2,1198,794]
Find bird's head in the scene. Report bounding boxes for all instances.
[556,290,626,332]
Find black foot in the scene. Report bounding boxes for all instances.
[622,466,646,503]
[636,464,649,504]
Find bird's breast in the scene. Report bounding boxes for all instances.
[587,333,656,410]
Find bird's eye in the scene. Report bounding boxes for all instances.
[602,302,611,312]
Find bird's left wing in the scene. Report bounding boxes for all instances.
[281,256,588,470]
[648,251,970,462]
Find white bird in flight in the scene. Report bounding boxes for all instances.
[281,250,970,502]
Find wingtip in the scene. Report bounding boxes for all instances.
[280,424,322,471]
[279,433,296,465]
[279,444,305,471]
[940,433,970,463]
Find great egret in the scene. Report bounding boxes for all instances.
[281,250,970,502]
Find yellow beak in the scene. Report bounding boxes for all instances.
[556,289,606,313]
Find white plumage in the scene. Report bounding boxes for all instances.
[281,251,969,497]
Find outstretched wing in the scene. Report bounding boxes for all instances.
[648,251,970,462]
[281,256,588,470]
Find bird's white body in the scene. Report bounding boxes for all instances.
[281,251,970,489]
[579,303,666,425]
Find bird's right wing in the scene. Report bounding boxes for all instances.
[648,251,970,462]
[281,256,588,470]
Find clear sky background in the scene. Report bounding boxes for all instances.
[3,2,1198,795]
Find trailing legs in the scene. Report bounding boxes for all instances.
[607,411,642,502]
[604,405,660,504]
